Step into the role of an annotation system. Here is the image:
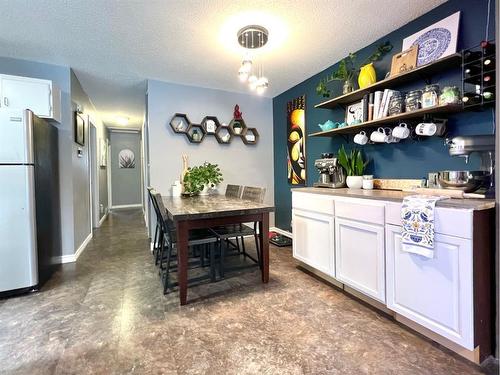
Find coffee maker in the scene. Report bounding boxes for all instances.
[313,153,346,188]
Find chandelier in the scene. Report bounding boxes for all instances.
[237,25,269,95]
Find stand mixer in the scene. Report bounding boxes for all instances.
[441,135,495,196]
[313,153,346,188]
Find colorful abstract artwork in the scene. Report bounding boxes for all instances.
[287,95,306,185]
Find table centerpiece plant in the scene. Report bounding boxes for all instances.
[338,145,368,189]
[183,162,223,196]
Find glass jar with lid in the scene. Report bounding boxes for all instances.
[439,86,461,105]
[421,84,440,108]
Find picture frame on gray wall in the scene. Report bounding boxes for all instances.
[74,112,85,146]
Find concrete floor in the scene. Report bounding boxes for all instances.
[0,209,495,374]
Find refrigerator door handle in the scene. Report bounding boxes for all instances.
[3,97,8,107]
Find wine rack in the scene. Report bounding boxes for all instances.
[462,40,496,109]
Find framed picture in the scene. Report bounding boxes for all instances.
[118,148,135,169]
[346,101,364,125]
[99,138,107,167]
[402,11,460,66]
[74,112,85,146]
[287,95,306,185]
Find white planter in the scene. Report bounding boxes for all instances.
[199,185,210,196]
[346,176,363,189]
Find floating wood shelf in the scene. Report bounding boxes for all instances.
[309,104,463,136]
[315,53,462,109]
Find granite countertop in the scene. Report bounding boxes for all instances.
[162,195,274,220]
[292,187,496,211]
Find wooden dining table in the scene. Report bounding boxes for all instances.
[162,195,275,305]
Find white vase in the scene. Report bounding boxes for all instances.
[346,176,363,189]
[199,185,210,196]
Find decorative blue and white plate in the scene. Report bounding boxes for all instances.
[412,27,452,65]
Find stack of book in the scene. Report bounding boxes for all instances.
[360,89,401,122]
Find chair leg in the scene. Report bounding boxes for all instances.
[153,224,159,255]
[220,239,226,279]
[210,242,216,282]
[254,234,262,269]
[163,242,173,294]
[241,236,247,258]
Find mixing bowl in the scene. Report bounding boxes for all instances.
[438,170,490,192]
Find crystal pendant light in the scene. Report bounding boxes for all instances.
[236,25,270,92]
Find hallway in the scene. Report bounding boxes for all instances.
[0,209,488,374]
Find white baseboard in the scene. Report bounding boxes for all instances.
[57,232,93,264]
[111,204,142,210]
[98,212,108,226]
[270,226,292,238]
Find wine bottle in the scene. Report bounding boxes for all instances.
[481,41,496,56]
[483,90,494,100]
[484,56,495,67]
[483,74,495,85]
[464,66,481,76]
[464,50,482,62]
[462,92,482,105]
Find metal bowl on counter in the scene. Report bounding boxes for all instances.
[438,170,491,192]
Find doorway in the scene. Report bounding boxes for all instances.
[109,130,142,209]
[88,120,99,228]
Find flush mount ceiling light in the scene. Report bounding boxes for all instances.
[236,25,269,94]
[115,116,129,126]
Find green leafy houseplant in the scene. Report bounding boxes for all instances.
[316,41,393,98]
[338,145,368,176]
[183,162,223,195]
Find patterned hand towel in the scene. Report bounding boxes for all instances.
[401,195,449,258]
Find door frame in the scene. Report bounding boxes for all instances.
[88,119,99,229]
[108,128,142,210]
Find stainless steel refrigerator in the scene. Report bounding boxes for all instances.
[0,109,60,295]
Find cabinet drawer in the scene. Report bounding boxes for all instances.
[292,192,334,215]
[386,202,472,239]
[334,198,385,225]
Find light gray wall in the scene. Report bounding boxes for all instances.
[110,131,142,207]
[146,80,274,238]
[0,56,75,255]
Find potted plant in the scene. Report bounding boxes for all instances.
[183,162,223,196]
[338,145,368,189]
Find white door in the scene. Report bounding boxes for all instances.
[292,208,335,277]
[385,224,473,349]
[0,165,38,291]
[1,76,51,117]
[335,218,385,302]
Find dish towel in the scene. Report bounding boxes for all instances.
[401,195,449,258]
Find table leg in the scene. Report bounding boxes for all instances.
[176,220,189,305]
[258,213,269,283]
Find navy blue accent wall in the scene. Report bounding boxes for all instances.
[273,0,496,230]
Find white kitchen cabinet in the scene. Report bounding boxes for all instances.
[385,224,473,349]
[0,74,61,123]
[292,208,335,277]
[335,217,386,302]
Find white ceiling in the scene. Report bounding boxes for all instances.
[0,0,446,128]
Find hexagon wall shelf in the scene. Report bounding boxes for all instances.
[168,113,258,145]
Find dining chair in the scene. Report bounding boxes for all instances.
[225,184,242,198]
[210,186,266,278]
[147,187,162,258]
[152,193,219,294]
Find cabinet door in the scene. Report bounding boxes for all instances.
[385,224,473,349]
[1,75,51,117]
[335,218,385,302]
[292,209,335,277]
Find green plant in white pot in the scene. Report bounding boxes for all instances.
[338,145,368,189]
[183,162,223,195]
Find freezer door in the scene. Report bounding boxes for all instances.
[0,109,33,164]
[0,165,38,292]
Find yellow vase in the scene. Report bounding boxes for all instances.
[358,63,376,88]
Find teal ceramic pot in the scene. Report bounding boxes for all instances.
[318,120,337,132]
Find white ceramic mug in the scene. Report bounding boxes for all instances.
[354,131,368,145]
[392,123,410,139]
[415,122,446,136]
[370,127,389,143]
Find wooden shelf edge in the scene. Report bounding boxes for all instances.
[314,53,462,109]
[309,104,462,137]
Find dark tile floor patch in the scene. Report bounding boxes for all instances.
[0,209,493,374]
